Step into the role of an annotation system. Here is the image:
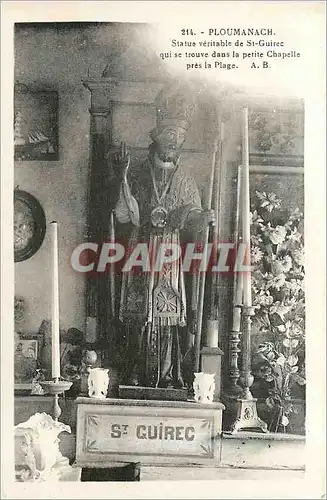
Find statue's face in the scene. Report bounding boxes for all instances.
[155,127,186,163]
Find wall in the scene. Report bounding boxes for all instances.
[15,89,90,333]
[14,22,167,335]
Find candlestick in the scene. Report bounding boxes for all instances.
[229,108,268,432]
[229,272,244,395]
[51,221,60,379]
[40,380,72,421]
[230,305,268,433]
[241,107,252,307]
[228,164,244,395]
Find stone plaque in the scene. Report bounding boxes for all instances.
[75,398,224,467]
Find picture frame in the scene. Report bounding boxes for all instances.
[248,106,304,168]
[14,337,38,391]
[14,89,59,161]
[14,189,47,263]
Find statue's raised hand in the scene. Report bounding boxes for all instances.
[113,141,130,181]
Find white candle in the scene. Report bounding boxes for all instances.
[51,221,60,379]
[241,107,252,307]
[232,271,244,331]
[232,164,243,332]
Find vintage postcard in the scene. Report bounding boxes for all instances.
[1,1,326,499]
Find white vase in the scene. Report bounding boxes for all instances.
[88,368,109,399]
[15,412,71,480]
[193,372,215,403]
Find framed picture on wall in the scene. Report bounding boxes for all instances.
[14,189,47,263]
[14,337,39,391]
[248,106,304,167]
[14,89,59,161]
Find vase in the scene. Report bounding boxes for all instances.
[15,412,71,480]
[88,368,109,399]
[193,372,215,403]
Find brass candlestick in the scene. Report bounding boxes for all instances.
[40,379,72,422]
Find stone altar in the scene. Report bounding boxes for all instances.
[75,397,224,468]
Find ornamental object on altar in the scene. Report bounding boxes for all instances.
[88,367,110,399]
[193,372,216,404]
[15,412,72,481]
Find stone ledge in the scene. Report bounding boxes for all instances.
[221,431,305,470]
[223,431,305,441]
[140,465,305,481]
[75,396,225,410]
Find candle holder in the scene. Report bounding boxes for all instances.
[40,379,72,422]
[228,304,243,396]
[228,329,243,396]
[230,305,268,433]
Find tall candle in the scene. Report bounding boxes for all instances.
[241,107,252,307]
[232,272,244,331]
[51,221,60,379]
[232,164,243,332]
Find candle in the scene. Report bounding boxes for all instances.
[241,107,252,307]
[51,221,60,379]
[232,271,244,331]
[231,164,243,332]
